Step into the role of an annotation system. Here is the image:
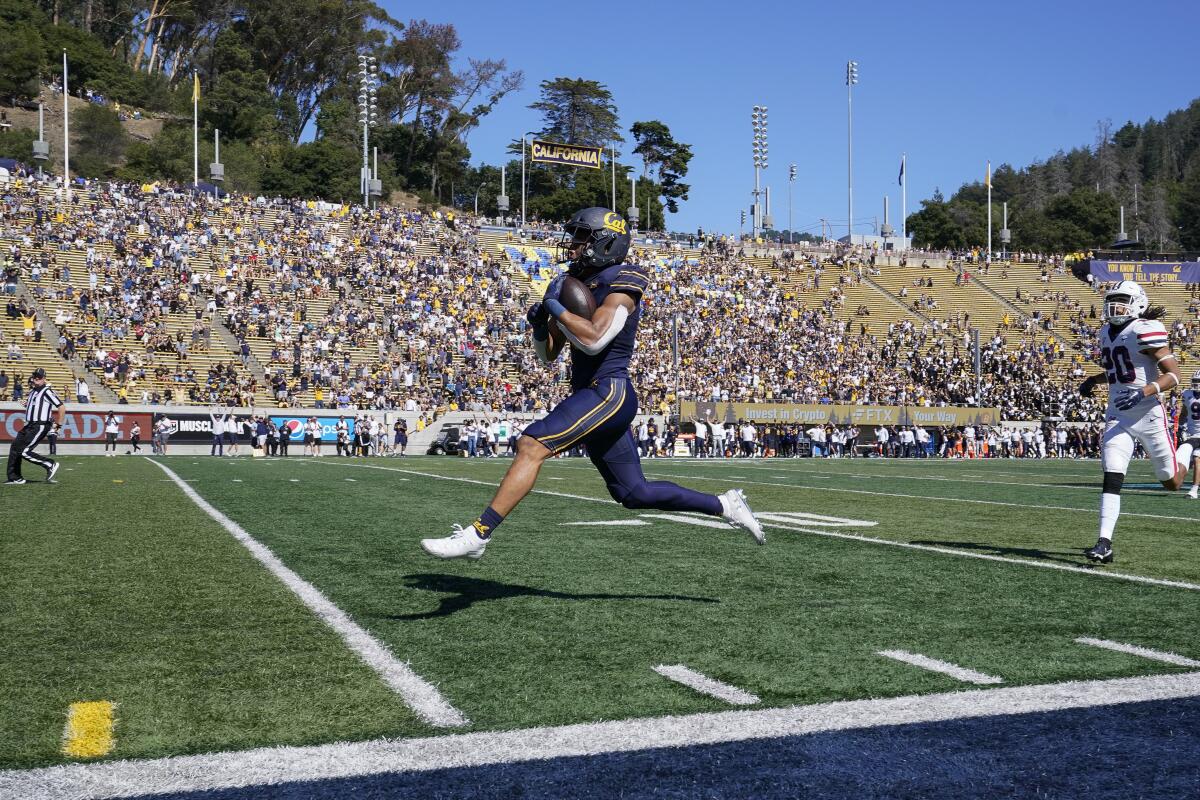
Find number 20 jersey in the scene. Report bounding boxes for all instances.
[1099,318,1169,416]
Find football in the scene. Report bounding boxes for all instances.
[557,275,596,320]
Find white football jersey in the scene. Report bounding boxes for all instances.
[1099,318,1169,413]
[1183,389,1200,438]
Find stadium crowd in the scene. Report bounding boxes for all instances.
[1,170,1194,435]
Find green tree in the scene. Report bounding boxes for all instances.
[0,127,38,164]
[261,138,360,201]
[71,102,128,177]
[630,120,692,214]
[530,77,622,147]
[0,23,44,101]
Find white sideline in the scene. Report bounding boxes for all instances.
[310,460,1200,592]
[1075,637,1200,667]
[145,458,468,729]
[653,664,760,705]
[878,650,1004,685]
[4,671,1199,799]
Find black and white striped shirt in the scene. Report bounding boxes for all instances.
[25,384,63,424]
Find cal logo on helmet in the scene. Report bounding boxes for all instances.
[603,212,628,235]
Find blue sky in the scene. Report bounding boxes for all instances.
[380,0,1198,236]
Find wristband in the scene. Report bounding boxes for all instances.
[544,298,567,319]
[1148,382,1160,396]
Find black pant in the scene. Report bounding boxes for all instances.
[278,437,288,456]
[8,421,54,480]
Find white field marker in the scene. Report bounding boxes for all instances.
[641,514,733,529]
[1075,637,1200,668]
[5,670,1200,798]
[232,479,242,483]
[345,478,357,482]
[757,512,877,528]
[289,478,299,482]
[877,650,1003,685]
[145,458,467,728]
[560,520,651,527]
[653,664,760,705]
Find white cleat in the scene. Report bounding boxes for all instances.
[719,489,765,545]
[46,462,60,483]
[421,524,488,560]
[1189,486,1198,500]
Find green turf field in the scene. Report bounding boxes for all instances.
[2,453,1198,770]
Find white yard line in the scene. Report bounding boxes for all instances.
[560,520,651,527]
[145,459,467,729]
[653,664,760,705]
[1075,637,1200,668]
[877,650,1004,685]
[5,670,1199,799]
[309,460,1200,592]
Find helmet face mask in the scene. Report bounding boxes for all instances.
[1103,280,1148,325]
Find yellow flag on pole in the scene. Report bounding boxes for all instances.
[192,72,200,103]
[985,161,991,189]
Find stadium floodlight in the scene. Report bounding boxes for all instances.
[751,104,769,236]
[357,54,379,209]
[788,163,797,244]
[846,60,858,242]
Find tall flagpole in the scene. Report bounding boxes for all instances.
[900,153,907,249]
[193,71,199,187]
[610,144,616,210]
[986,160,992,263]
[62,50,70,203]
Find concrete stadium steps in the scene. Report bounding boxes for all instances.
[0,312,75,398]
[870,265,1018,342]
[971,263,1102,339]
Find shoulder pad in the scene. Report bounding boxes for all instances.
[607,264,649,297]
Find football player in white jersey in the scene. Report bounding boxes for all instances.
[1181,371,1200,500]
[1078,281,1193,563]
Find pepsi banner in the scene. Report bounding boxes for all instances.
[529,140,603,169]
[1089,260,1200,284]
[270,416,358,443]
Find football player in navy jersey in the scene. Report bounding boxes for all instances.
[422,207,764,559]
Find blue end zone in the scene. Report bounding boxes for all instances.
[139,697,1200,799]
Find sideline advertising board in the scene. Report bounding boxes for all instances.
[0,410,152,442]
[682,402,1000,428]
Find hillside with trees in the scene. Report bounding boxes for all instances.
[906,100,1200,253]
[0,2,692,226]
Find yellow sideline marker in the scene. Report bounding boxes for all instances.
[62,701,115,758]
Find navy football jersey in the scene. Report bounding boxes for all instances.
[568,263,649,390]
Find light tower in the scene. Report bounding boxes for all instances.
[751,105,768,237]
[357,54,380,208]
[846,60,858,242]
[788,163,797,244]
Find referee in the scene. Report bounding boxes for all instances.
[6,368,64,485]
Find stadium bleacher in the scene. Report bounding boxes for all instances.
[3,172,1196,420]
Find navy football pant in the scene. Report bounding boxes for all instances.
[524,377,721,515]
